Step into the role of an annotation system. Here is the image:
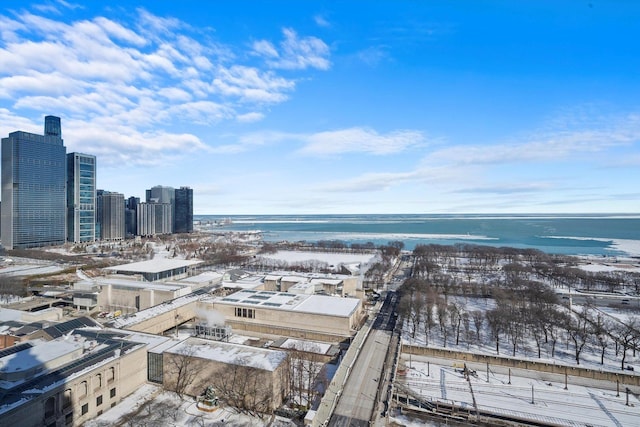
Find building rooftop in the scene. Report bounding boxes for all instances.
[104,258,201,274]
[165,337,288,372]
[80,276,187,292]
[208,289,360,317]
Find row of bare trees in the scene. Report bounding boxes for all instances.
[400,243,640,370]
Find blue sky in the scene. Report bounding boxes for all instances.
[1,1,639,215]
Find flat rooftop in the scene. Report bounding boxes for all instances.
[165,337,288,372]
[88,277,187,291]
[104,258,201,274]
[209,289,360,317]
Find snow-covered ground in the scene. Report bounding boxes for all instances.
[84,383,290,427]
[398,355,640,427]
[260,250,376,266]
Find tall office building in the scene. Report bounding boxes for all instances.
[99,191,125,241]
[174,186,193,233]
[67,153,96,243]
[145,185,174,233]
[125,196,139,237]
[137,202,172,236]
[1,116,67,249]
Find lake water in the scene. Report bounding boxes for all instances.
[194,214,640,257]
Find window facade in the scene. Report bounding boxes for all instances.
[1,128,67,249]
[147,353,163,383]
[234,307,255,318]
[66,153,96,243]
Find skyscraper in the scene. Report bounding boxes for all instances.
[67,153,96,243]
[145,185,174,233]
[137,202,172,236]
[125,196,139,237]
[174,186,193,233]
[1,116,67,249]
[99,191,125,241]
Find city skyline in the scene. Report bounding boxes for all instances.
[1,1,639,215]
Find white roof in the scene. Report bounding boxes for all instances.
[105,258,201,274]
[279,338,331,354]
[210,290,360,317]
[165,337,288,371]
[91,277,187,291]
[0,339,83,386]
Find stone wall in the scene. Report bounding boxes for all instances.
[402,345,640,389]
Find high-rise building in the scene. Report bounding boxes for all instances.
[145,185,174,233]
[1,116,67,249]
[67,153,96,243]
[137,202,172,236]
[99,191,125,241]
[174,186,193,233]
[125,196,139,237]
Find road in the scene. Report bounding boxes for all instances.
[329,292,399,426]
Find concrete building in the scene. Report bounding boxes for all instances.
[263,273,359,297]
[163,337,290,411]
[67,152,96,243]
[146,185,174,233]
[103,258,202,282]
[198,290,364,342]
[1,116,67,249]
[0,322,148,427]
[137,202,172,236]
[174,186,193,233]
[99,191,125,241]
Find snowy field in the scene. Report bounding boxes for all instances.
[397,355,640,427]
[260,250,376,266]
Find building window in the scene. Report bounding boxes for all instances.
[110,388,116,398]
[147,353,163,383]
[95,373,102,390]
[63,389,72,408]
[79,381,88,398]
[81,403,88,415]
[234,307,255,318]
[65,412,73,426]
[96,395,103,406]
[44,396,56,418]
[107,367,115,382]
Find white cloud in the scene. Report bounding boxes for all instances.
[314,14,331,28]
[236,112,264,123]
[424,114,640,167]
[298,127,425,156]
[0,7,330,165]
[253,27,330,70]
[212,65,294,103]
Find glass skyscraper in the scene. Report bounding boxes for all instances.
[67,152,96,243]
[174,186,193,233]
[1,116,67,249]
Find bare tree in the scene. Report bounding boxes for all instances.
[471,310,484,343]
[212,358,275,418]
[164,346,205,399]
[567,308,592,365]
[613,317,639,370]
